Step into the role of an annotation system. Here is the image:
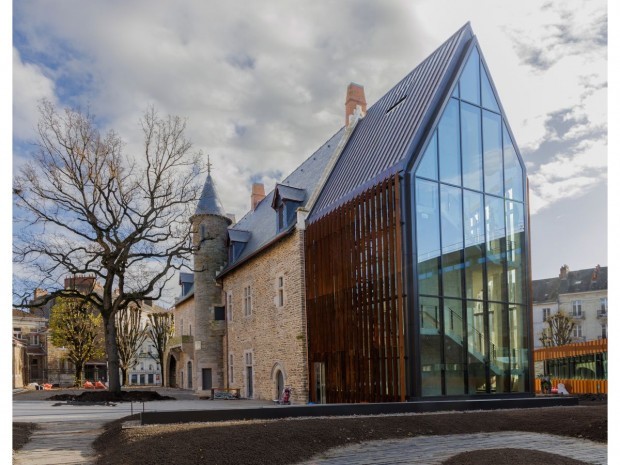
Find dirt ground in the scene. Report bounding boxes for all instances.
[12,422,38,452]
[93,403,606,465]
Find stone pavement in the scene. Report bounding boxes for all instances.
[300,431,608,465]
[13,420,106,465]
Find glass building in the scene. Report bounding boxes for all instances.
[305,24,532,402]
[411,45,529,397]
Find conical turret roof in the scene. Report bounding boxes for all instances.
[195,171,227,218]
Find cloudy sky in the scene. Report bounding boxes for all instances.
[10,0,608,300]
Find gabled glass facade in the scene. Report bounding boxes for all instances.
[411,45,529,396]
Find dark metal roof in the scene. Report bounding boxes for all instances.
[272,184,306,205]
[532,266,608,303]
[228,229,251,243]
[309,23,473,221]
[195,173,228,218]
[218,128,345,277]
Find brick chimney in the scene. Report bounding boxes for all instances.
[345,82,367,126]
[251,183,266,210]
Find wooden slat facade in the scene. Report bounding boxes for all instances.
[305,175,406,403]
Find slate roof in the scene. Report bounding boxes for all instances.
[218,127,346,276]
[195,173,228,218]
[532,266,608,303]
[309,23,474,221]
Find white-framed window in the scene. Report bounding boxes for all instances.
[600,297,608,312]
[542,308,551,321]
[277,275,284,307]
[572,300,582,316]
[229,353,234,384]
[244,285,252,316]
[13,327,22,339]
[601,324,607,339]
[31,334,40,345]
[573,324,582,338]
[227,291,233,321]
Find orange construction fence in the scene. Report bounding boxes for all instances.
[534,378,607,395]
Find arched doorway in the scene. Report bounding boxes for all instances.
[168,355,177,387]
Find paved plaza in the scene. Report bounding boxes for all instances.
[13,389,609,465]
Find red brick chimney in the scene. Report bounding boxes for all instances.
[345,82,367,126]
[251,183,266,210]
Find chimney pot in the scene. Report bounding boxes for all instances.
[345,82,367,126]
[251,183,266,210]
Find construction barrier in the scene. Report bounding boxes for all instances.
[535,378,607,395]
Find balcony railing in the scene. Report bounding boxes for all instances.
[597,309,608,318]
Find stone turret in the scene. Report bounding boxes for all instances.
[190,161,232,392]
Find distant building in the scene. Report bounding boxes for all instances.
[532,264,608,348]
[12,309,48,387]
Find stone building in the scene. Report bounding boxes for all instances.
[217,123,357,403]
[12,309,48,387]
[532,265,608,348]
[186,23,534,403]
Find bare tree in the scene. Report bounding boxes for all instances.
[146,312,174,387]
[13,100,204,393]
[115,306,148,386]
[539,311,575,347]
[49,298,105,386]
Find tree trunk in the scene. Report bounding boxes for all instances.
[121,368,127,386]
[159,351,166,387]
[74,364,83,387]
[104,314,122,393]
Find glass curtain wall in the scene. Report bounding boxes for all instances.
[413,46,529,396]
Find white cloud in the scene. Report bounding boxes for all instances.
[12,47,57,139]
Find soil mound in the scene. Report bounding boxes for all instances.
[48,390,175,402]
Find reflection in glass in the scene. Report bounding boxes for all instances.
[503,123,524,201]
[483,110,503,196]
[441,185,463,298]
[420,296,442,396]
[444,298,466,395]
[461,103,483,191]
[459,48,480,105]
[481,64,500,112]
[467,299,487,393]
[506,200,525,303]
[464,191,484,300]
[417,132,438,180]
[485,195,506,303]
[509,305,528,392]
[488,302,510,393]
[416,179,440,296]
[439,99,461,186]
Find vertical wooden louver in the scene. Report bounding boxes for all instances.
[305,175,406,403]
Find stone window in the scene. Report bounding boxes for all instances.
[600,298,608,312]
[13,327,22,339]
[229,353,234,384]
[601,324,607,339]
[244,285,252,316]
[227,291,233,321]
[277,276,285,307]
[542,308,551,321]
[573,324,582,338]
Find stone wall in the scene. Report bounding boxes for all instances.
[223,229,309,403]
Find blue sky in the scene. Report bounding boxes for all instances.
[9,0,610,296]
